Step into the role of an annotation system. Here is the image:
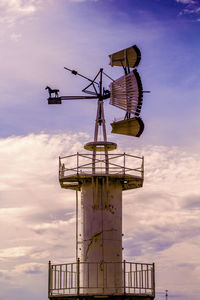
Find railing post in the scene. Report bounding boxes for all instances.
[123,260,126,295]
[152,263,155,298]
[77,258,80,296]
[77,152,79,174]
[59,156,61,179]
[48,260,51,298]
[142,156,144,179]
[124,153,125,175]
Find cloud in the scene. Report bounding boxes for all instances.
[0,0,42,25]
[175,0,200,18]
[0,247,32,259]
[0,133,199,299]
[10,32,22,41]
[15,262,44,274]
[176,0,196,3]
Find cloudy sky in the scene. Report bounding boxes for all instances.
[0,0,200,299]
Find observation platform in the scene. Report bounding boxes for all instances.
[48,260,155,300]
[59,153,144,191]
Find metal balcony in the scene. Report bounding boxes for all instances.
[59,153,144,191]
[48,260,155,300]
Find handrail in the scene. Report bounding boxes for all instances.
[48,260,155,297]
[59,153,144,179]
[60,153,143,160]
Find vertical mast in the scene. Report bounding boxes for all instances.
[92,68,109,174]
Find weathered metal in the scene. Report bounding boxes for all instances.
[48,260,155,299]
[59,153,144,191]
[110,117,144,137]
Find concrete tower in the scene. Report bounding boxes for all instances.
[47,50,155,300]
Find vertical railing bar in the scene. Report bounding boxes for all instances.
[48,261,51,297]
[124,152,125,175]
[147,264,149,289]
[55,265,57,292]
[60,264,62,290]
[96,262,98,288]
[135,263,138,290]
[130,263,132,291]
[77,152,79,174]
[107,262,109,289]
[114,262,116,292]
[71,263,73,291]
[142,156,144,179]
[66,265,68,291]
[134,269,136,293]
[152,263,155,297]
[63,265,65,290]
[77,258,80,296]
[141,264,143,289]
[123,260,126,295]
[88,262,89,288]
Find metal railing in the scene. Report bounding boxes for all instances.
[48,260,155,297]
[59,153,144,178]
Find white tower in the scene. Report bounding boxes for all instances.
[47,47,155,300]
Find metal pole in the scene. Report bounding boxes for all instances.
[124,152,125,175]
[77,152,79,174]
[101,100,109,174]
[48,261,51,298]
[123,260,126,295]
[142,156,144,179]
[165,289,168,300]
[92,100,100,174]
[152,263,155,298]
[77,258,80,296]
[76,190,78,261]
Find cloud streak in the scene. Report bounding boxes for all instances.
[175,0,200,19]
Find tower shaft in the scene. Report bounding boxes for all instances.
[81,178,123,293]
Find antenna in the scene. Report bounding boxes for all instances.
[165,289,168,300]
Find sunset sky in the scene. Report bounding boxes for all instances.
[0,0,200,299]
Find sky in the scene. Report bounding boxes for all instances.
[0,0,200,299]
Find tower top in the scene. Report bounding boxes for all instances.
[46,45,148,144]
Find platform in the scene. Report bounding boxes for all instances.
[48,261,155,300]
[59,153,144,191]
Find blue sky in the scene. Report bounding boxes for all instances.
[1,0,200,147]
[0,0,200,300]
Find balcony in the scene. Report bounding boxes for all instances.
[59,153,144,191]
[48,260,155,300]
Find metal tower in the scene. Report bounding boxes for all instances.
[47,46,155,300]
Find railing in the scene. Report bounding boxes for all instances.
[48,260,155,297]
[59,153,144,178]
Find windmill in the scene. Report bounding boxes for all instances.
[46,45,155,300]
